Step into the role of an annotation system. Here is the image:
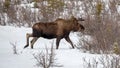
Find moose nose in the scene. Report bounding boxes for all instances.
[81,25,85,32]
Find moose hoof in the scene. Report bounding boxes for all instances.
[31,47,33,49]
[31,46,34,49]
[56,47,59,49]
[24,45,29,48]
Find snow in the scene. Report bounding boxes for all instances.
[20,2,35,8]
[0,26,102,68]
[118,5,120,13]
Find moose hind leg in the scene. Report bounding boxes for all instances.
[24,33,32,48]
[31,37,38,49]
[65,36,74,49]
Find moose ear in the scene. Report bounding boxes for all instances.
[78,18,85,21]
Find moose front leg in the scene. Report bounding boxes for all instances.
[24,33,32,48]
[65,36,74,49]
[31,37,38,49]
[56,37,62,49]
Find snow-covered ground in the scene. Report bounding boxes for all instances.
[0,26,102,68]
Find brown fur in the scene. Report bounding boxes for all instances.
[24,17,85,49]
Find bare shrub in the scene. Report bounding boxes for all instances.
[83,55,120,68]
[10,42,18,54]
[33,44,62,68]
[99,55,120,68]
[83,57,98,68]
[78,0,120,54]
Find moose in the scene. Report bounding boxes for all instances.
[24,16,85,49]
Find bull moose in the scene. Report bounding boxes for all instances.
[24,16,85,49]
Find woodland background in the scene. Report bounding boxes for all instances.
[0,0,120,54]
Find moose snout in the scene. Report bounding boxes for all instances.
[79,25,85,32]
[81,27,85,31]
